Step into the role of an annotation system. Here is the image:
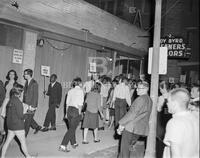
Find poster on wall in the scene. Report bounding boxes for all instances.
[89,62,96,73]
[12,49,23,64]
[41,65,50,77]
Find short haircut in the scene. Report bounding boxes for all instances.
[10,83,24,98]
[112,79,118,85]
[73,77,82,86]
[169,88,190,108]
[24,69,33,77]
[138,81,149,89]
[6,70,18,81]
[51,74,57,79]
[91,83,101,93]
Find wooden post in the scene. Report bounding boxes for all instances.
[144,0,162,158]
[112,51,117,79]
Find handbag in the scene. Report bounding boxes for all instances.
[81,102,87,112]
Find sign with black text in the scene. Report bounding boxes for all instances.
[41,65,50,77]
[12,49,23,64]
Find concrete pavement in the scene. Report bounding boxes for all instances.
[5,123,118,158]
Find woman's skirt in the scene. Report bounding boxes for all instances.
[82,110,99,129]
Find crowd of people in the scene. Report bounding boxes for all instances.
[0,69,199,158]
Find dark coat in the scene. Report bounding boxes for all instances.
[23,79,38,108]
[0,80,5,107]
[119,94,152,136]
[6,96,25,130]
[46,82,62,107]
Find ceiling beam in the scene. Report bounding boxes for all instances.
[0,2,146,58]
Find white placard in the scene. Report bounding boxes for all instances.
[89,62,96,72]
[12,49,23,64]
[148,47,168,75]
[41,65,50,77]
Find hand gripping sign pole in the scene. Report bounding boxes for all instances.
[144,0,162,158]
[43,75,46,98]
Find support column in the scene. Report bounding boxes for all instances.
[112,51,117,79]
[22,31,37,82]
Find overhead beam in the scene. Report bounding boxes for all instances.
[0,2,146,58]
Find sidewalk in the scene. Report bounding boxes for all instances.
[5,124,119,158]
[85,140,145,158]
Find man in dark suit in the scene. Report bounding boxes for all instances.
[23,69,41,137]
[41,74,62,132]
[117,81,152,158]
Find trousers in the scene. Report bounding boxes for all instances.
[115,98,127,127]
[24,113,40,137]
[61,106,81,146]
[118,130,140,158]
[43,104,56,128]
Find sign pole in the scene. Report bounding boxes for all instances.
[43,76,46,98]
[144,0,162,158]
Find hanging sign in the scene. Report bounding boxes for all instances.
[41,65,50,77]
[160,34,191,59]
[12,49,23,64]
[89,62,96,73]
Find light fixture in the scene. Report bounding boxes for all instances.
[37,39,45,47]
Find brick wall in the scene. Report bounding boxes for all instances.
[162,0,184,82]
